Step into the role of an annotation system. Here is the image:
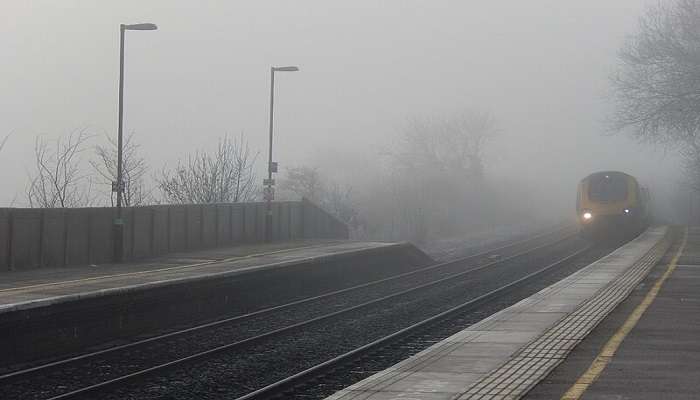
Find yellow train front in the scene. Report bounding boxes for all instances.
[576,171,650,239]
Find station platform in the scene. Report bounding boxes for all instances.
[526,226,699,400]
[1,238,435,367]
[327,226,672,400]
[0,239,401,314]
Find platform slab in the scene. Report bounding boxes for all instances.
[0,240,397,313]
[525,226,700,400]
[326,227,669,400]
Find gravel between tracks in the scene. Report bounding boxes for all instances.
[0,228,568,399]
[0,228,575,400]
[299,244,615,399]
[77,236,594,400]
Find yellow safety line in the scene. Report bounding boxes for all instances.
[561,227,688,400]
[0,242,335,294]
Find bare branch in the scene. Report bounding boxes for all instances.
[610,0,700,144]
[610,1,700,200]
[279,166,324,202]
[393,110,497,180]
[0,133,9,154]
[90,132,151,206]
[156,133,259,204]
[279,165,358,225]
[26,129,94,208]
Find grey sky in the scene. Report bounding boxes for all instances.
[1,0,676,209]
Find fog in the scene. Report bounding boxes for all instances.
[0,1,684,238]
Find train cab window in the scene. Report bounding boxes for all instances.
[588,174,628,202]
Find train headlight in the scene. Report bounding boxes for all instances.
[582,212,593,220]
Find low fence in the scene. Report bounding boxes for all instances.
[0,199,348,270]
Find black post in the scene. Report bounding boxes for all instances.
[113,24,126,262]
[265,68,275,242]
[264,66,298,241]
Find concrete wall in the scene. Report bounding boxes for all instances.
[0,199,348,271]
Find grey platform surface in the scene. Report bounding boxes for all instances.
[0,240,396,313]
[526,226,700,400]
[326,226,669,400]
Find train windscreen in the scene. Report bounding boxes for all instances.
[588,173,628,202]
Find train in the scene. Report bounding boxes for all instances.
[576,171,650,239]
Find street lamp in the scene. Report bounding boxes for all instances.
[114,22,157,262]
[265,65,299,242]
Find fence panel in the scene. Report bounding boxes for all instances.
[0,200,347,270]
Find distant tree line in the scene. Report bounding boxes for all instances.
[276,109,515,243]
[16,106,545,245]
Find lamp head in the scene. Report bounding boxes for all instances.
[273,66,299,72]
[122,23,158,31]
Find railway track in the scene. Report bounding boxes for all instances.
[239,244,594,400]
[0,226,580,400]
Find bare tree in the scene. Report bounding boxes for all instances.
[279,166,325,202]
[0,134,16,206]
[90,132,150,206]
[394,110,497,180]
[27,129,94,208]
[611,0,700,202]
[611,0,700,144]
[0,134,9,154]
[279,165,358,224]
[379,110,499,241]
[157,134,258,204]
[324,182,358,224]
[680,134,700,188]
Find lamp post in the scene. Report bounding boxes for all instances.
[114,23,157,262]
[265,65,299,242]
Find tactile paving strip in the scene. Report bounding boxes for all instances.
[456,234,671,400]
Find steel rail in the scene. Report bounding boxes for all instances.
[236,244,592,400]
[1,225,570,385]
[38,231,580,400]
[3,227,575,400]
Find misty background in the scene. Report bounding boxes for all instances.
[0,1,685,241]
